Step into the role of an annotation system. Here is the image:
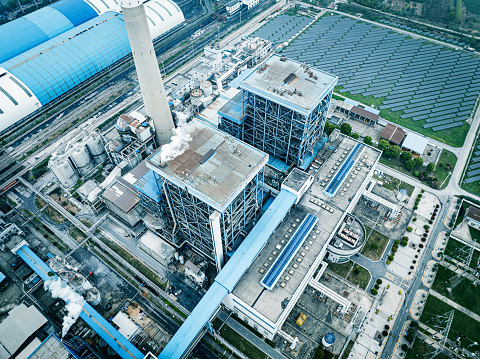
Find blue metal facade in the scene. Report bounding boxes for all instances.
[220,89,333,167]
[0,0,98,63]
[2,12,130,105]
[159,189,297,359]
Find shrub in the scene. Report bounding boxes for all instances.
[391,246,397,253]
[413,217,417,222]
[388,255,394,261]
[414,171,419,177]
[421,189,425,193]
[407,227,413,232]
[406,334,414,342]
[374,284,380,289]
[403,236,409,241]
[363,136,373,146]
[371,288,378,295]
[353,267,360,275]
[401,239,408,246]
[394,240,400,245]
[418,194,422,198]
[401,344,409,352]
[386,260,391,265]
[48,271,54,277]
[414,205,418,210]
[424,225,430,229]
[376,279,383,284]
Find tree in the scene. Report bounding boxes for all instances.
[414,171,419,177]
[371,288,378,295]
[351,133,360,140]
[340,122,352,135]
[414,157,423,167]
[401,344,409,352]
[378,139,389,152]
[400,151,412,162]
[426,162,435,172]
[385,145,401,158]
[364,136,373,146]
[404,159,416,171]
[324,122,337,136]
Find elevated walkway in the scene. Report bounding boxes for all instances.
[159,189,298,359]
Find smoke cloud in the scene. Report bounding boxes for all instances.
[159,115,197,163]
[44,278,86,337]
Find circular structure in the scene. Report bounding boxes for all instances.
[322,333,335,348]
[190,88,204,99]
[85,287,101,306]
[326,213,366,263]
[200,81,213,96]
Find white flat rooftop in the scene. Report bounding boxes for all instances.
[240,54,337,115]
[147,120,268,211]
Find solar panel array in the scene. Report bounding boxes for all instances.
[378,19,469,47]
[254,14,480,135]
[252,14,315,45]
[465,137,480,184]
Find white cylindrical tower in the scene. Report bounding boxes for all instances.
[49,154,79,188]
[120,0,175,146]
[68,145,95,177]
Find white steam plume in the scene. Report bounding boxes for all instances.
[160,114,197,163]
[44,278,86,338]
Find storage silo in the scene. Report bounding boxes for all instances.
[85,132,107,164]
[200,81,213,96]
[85,287,101,306]
[49,154,79,188]
[322,333,335,348]
[69,145,95,177]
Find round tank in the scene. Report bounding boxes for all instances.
[200,81,213,96]
[322,333,335,348]
[190,88,204,99]
[85,132,107,164]
[49,154,79,188]
[174,252,179,261]
[179,255,185,264]
[85,288,101,306]
[68,145,95,177]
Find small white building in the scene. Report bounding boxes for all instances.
[241,0,259,9]
[401,132,429,156]
[185,260,206,285]
[139,231,175,267]
[226,0,242,14]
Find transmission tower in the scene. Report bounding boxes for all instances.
[424,310,455,359]
[448,239,476,291]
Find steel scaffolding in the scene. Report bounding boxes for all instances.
[221,90,332,166]
[162,169,264,262]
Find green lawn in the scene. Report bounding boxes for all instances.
[346,263,371,290]
[327,261,352,278]
[219,325,266,359]
[420,295,480,347]
[336,91,469,147]
[454,201,470,228]
[406,338,450,359]
[432,265,480,316]
[380,149,457,189]
[445,237,480,268]
[361,226,389,261]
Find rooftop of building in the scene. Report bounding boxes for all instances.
[232,135,380,323]
[102,182,139,213]
[329,213,366,251]
[379,124,406,145]
[402,132,429,154]
[240,54,337,115]
[147,120,268,211]
[27,334,73,359]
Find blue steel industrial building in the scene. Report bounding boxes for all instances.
[0,0,184,133]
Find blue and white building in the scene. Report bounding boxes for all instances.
[219,54,337,167]
[0,0,184,133]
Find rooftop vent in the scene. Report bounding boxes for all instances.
[284,73,296,84]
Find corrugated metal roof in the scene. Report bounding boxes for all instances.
[0,0,98,64]
[351,106,379,122]
[402,132,429,154]
[102,183,139,213]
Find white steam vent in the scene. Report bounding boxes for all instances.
[44,278,86,337]
[160,115,198,163]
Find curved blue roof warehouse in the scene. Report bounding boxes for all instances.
[0,0,99,64]
[0,0,184,133]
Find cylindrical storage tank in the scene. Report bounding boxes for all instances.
[174,252,179,261]
[190,88,204,99]
[68,145,95,177]
[179,255,184,264]
[322,333,335,348]
[85,132,107,164]
[200,81,213,96]
[49,154,79,188]
[85,288,101,306]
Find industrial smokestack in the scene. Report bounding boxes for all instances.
[120,0,175,146]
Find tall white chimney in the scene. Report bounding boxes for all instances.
[120,0,175,146]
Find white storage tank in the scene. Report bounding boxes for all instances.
[179,255,185,264]
[200,81,213,96]
[190,88,204,99]
[49,154,79,188]
[85,287,101,306]
[69,145,95,177]
[174,252,179,261]
[85,132,107,164]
